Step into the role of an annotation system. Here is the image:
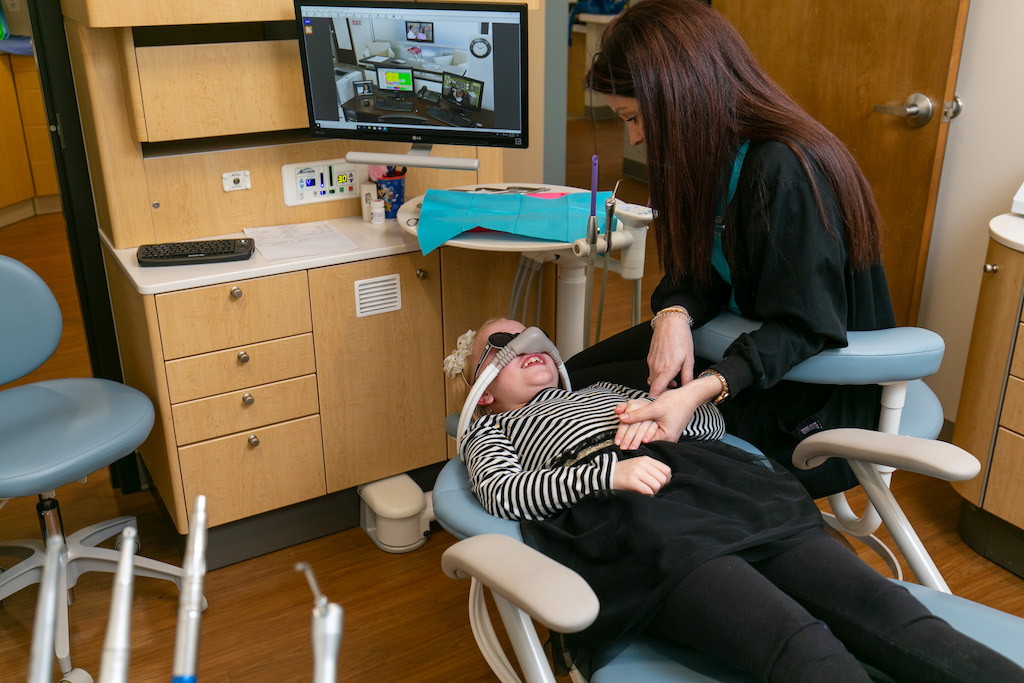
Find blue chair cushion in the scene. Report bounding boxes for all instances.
[691,313,944,385]
[592,581,1024,682]
[0,378,155,498]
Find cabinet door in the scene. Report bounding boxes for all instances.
[310,252,445,492]
[0,55,34,210]
[952,239,1024,504]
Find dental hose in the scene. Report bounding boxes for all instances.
[456,327,572,448]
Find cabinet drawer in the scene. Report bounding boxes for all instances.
[1011,324,1024,379]
[178,415,326,528]
[171,375,319,446]
[986,428,1024,529]
[1000,376,1024,436]
[165,334,315,403]
[156,271,311,360]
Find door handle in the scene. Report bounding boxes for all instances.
[873,93,933,128]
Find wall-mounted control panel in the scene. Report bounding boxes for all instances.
[282,159,360,207]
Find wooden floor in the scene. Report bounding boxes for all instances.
[2,119,1024,681]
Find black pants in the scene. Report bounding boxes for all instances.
[645,533,1024,682]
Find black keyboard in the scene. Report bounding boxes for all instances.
[136,239,255,267]
[426,106,472,128]
[375,99,415,112]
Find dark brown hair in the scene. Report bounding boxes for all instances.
[586,0,882,285]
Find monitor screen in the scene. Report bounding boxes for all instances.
[442,73,483,113]
[377,67,414,93]
[406,21,434,43]
[295,0,528,149]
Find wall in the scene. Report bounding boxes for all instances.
[918,0,1024,421]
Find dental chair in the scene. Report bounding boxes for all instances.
[434,325,1024,682]
[0,254,186,682]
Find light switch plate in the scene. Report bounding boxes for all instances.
[222,170,251,192]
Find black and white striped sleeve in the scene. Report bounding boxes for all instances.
[462,421,615,521]
[683,401,726,441]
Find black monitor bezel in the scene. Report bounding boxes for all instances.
[294,0,528,149]
[405,20,435,43]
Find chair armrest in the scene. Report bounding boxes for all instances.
[442,534,600,634]
[691,312,944,384]
[792,428,980,482]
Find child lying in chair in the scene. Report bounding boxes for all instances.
[446,318,1023,683]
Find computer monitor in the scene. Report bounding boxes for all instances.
[406,21,434,43]
[441,73,483,113]
[295,0,528,150]
[353,79,373,96]
[377,67,414,95]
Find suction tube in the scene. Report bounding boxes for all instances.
[456,327,572,448]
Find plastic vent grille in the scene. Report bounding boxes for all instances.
[354,274,402,318]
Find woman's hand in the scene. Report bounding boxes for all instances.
[647,315,695,396]
[616,375,723,443]
[614,399,661,450]
[612,456,671,495]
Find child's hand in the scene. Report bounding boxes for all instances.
[612,456,671,496]
[614,399,659,449]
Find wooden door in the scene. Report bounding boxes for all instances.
[715,0,970,326]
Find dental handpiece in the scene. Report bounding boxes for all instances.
[99,527,138,683]
[172,495,208,683]
[296,563,343,683]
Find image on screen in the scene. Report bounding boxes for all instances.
[441,73,483,113]
[377,67,414,93]
[405,21,434,43]
[295,0,528,149]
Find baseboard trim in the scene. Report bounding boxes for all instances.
[151,460,448,570]
[958,500,1024,580]
[0,199,36,228]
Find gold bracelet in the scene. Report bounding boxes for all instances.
[698,368,730,404]
[650,306,693,330]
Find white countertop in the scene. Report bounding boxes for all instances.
[102,216,420,295]
[989,213,1024,253]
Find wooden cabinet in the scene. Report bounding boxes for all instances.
[0,55,34,213]
[103,247,490,537]
[953,214,1024,572]
[147,271,325,528]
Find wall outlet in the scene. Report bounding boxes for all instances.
[222,170,251,192]
[282,159,359,207]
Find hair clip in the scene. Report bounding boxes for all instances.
[442,329,477,386]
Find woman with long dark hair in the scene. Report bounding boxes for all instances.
[567,0,895,497]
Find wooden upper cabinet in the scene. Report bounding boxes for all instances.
[0,56,35,211]
[60,0,296,27]
[135,40,310,142]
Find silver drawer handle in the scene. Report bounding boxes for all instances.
[230,286,243,299]
[248,435,260,447]
[984,263,999,274]
[242,393,255,406]
[238,350,250,363]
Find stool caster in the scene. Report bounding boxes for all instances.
[59,668,94,683]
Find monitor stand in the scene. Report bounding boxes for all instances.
[345,143,480,172]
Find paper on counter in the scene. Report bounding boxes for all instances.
[243,222,358,261]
